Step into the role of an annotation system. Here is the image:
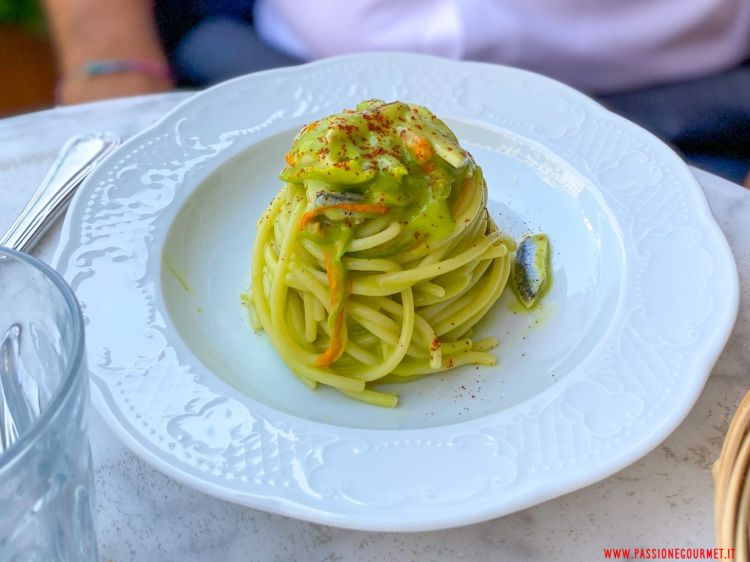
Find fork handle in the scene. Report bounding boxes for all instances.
[0,131,121,253]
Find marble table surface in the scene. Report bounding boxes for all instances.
[1,93,748,561]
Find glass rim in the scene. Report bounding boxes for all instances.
[0,247,85,471]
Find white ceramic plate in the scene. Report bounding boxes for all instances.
[53,54,738,531]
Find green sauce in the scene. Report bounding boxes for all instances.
[165,256,191,292]
[282,99,476,248]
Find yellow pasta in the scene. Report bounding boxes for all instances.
[249,100,513,406]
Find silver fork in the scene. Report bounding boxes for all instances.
[0,131,121,253]
[0,131,119,453]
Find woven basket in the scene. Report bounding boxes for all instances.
[714,390,750,561]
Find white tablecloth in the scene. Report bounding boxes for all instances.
[1,93,748,561]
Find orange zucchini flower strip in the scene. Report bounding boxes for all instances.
[315,249,348,367]
[400,129,434,165]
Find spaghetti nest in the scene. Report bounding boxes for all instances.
[250,100,512,407]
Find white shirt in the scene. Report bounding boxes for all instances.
[254,0,750,93]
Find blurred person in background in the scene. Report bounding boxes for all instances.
[45,0,750,183]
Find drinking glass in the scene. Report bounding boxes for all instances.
[0,248,97,561]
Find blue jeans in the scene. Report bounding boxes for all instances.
[160,9,750,185]
[600,66,750,184]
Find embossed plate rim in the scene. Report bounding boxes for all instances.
[52,53,739,531]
